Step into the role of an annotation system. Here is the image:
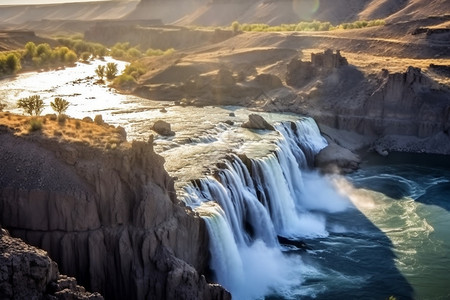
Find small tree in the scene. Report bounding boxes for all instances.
[105,62,118,80]
[50,97,70,116]
[24,41,37,60]
[5,53,21,74]
[95,65,105,81]
[231,21,241,34]
[17,95,44,116]
[64,50,78,64]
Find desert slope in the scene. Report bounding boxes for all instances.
[0,1,138,25]
[132,0,450,26]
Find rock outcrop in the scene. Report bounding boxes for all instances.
[363,66,449,138]
[0,230,102,300]
[0,130,230,300]
[241,114,275,130]
[286,49,348,87]
[315,143,361,174]
[152,120,175,136]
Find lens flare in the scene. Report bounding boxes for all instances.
[293,0,320,20]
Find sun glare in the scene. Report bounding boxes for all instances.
[293,0,320,19]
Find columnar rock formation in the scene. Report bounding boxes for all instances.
[286,49,348,87]
[0,129,230,300]
[0,230,102,299]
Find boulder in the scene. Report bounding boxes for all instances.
[241,114,275,131]
[152,120,175,136]
[315,143,361,174]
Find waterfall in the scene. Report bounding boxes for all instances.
[182,117,348,299]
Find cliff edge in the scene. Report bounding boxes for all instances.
[0,115,230,300]
[0,229,102,299]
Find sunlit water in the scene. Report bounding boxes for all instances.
[1,60,449,299]
[0,58,300,187]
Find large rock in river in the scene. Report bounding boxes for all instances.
[315,143,361,174]
[241,114,275,130]
[152,119,175,136]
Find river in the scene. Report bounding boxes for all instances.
[1,59,449,299]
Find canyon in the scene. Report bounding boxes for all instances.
[1,0,450,299]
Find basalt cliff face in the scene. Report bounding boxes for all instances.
[276,51,450,154]
[0,129,230,300]
[0,229,102,299]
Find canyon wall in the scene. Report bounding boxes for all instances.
[0,229,102,299]
[0,129,229,300]
[279,51,450,154]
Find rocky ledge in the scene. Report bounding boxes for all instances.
[0,229,102,299]
[0,122,230,300]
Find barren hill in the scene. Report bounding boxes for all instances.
[131,0,450,25]
[1,0,449,29]
[0,1,138,26]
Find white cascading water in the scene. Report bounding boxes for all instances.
[182,117,350,299]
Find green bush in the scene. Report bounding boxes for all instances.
[24,41,37,60]
[50,97,70,116]
[145,48,164,56]
[29,118,43,132]
[64,50,78,64]
[105,62,118,80]
[231,21,241,33]
[113,74,136,90]
[95,65,105,81]
[127,48,142,59]
[80,51,91,62]
[0,52,21,75]
[17,95,44,116]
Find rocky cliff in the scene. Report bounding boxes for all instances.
[277,50,450,154]
[0,229,102,299]
[0,126,230,300]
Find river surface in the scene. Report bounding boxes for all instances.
[1,59,449,299]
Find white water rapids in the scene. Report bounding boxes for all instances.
[182,119,351,299]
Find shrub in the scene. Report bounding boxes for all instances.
[145,48,164,56]
[95,65,105,81]
[57,114,67,124]
[127,48,142,59]
[94,114,103,125]
[29,118,43,132]
[5,53,21,73]
[50,97,70,115]
[80,52,91,62]
[0,52,21,75]
[105,62,118,80]
[64,50,78,64]
[24,41,37,60]
[17,95,44,116]
[75,120,81,129]
[0,102,6,111]
[113,74,136,90]
[231,21,241,33]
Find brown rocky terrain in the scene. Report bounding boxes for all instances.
[0,114,230,300]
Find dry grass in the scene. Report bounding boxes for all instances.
[0,112,127,149]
